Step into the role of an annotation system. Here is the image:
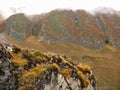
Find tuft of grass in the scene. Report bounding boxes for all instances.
[77,71,90,87]
[32,50,41,57]
[11,52,28,67]
[11,58,27,67]
[20,65,46,82]
[20,72,37,81]
[45,63,60,71]
[77,64,92,74]
[61,68,72,77]
[52,63,60,71]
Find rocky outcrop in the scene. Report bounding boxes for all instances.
[15,46,97,90]
[0,44,97,90]
[0,44,17,90]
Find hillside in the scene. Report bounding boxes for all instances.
[2,8,120,49]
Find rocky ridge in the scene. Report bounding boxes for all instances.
[0,44,97,90]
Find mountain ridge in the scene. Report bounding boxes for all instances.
[0,8,120,49]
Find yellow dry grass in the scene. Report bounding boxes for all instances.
[61,68,72,77]
[11,53,27,67]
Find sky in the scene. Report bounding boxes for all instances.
[0,0,120,18]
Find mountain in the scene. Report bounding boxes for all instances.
[38,10,104,49]
[2,8,120,49]
[5,13,31,40]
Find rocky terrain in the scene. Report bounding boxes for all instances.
[0,8,119,49]
[0,44,20,89]
[0,8,120,90]
[0,43,97,90]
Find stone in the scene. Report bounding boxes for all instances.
[0,46,17,90]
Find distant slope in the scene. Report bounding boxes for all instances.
[38,10,104,49]
[38,9,120,49]
[2,8,120,49]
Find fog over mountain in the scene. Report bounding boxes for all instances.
[0,0,120,18]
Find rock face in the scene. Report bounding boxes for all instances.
[38,10,104,49]
[27,15,44,36]
[0,44,17,90]
[34,71,96,90]
[38,9,120,49]
[95,13,120,48]
[5,13,31,40]
[3,8,120,49]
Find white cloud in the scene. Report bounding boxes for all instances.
[0,0,120,18]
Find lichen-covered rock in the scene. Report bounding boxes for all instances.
[18,49,98,90]
[0,44,98,90]
[0,44,17,90]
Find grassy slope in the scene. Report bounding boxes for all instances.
[7,36,120,90]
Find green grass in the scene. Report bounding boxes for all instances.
[29,35,37,39]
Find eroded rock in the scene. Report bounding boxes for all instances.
[0,44,17,90]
